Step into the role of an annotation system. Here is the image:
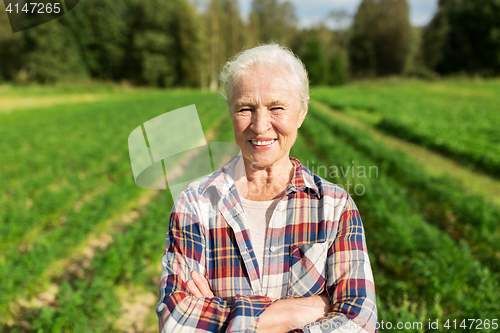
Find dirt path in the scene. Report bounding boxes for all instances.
[312,100,500,207]
[0,94,114,113]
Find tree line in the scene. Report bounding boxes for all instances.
[0,0,499,88]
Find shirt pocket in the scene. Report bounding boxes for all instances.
[287,241,329,297]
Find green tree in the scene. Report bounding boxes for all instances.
[421,0,450,72]
[300,30,329,86]
[296,26,349,86]
[219,0,248,61]
[402,26,435,79]
[203,0,248,91]
[128,0,203,87]
[348,0,377,77]
[328,51,348,85]
[0,3,24,82]
[20,0,129,83]
[349,0,411,77]
[63,0,129,80]
[127,0,179,86]
[373,0,411,75]
[325,11,351,85]
[249,0,298,45]
[173,0,204,87]
[423,0,500,75]
[23,20,88,83]
[20,0,203,86]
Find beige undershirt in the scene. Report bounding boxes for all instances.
[240,197,281,275]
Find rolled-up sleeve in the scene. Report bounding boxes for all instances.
[156,191,273,333]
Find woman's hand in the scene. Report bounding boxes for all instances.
[186,271,214,298]
[186,271,330,332]
[257,293,330,333]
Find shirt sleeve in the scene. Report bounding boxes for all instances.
[301,195,378,333]
[156,190,274,333]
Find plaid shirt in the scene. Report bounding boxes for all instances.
[157,156,377,333]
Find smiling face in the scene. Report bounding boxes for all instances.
[229,67,308,171]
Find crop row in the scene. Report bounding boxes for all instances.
[290,137,429,331]
[4,113,235,332]
[21,106,497,332]
[312,81,500,177]
[6,85,498,332]
[307,103,500,274]
[6,190,175,332]
[293,107,500,329]
[0,91,227,319]
[0,92,226,248]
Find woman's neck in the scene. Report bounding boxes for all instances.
[235,157,295,201]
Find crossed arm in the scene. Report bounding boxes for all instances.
[156,213,331,332]
[187,271,330,333]
[157,242,330,333]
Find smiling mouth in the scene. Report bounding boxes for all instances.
[250,139,277,146]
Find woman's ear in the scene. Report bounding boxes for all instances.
[297,97,310,128]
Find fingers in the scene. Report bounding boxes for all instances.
[186,279,203,298]
[192,271,215,297]
[319,293,331,314]
[187,271,214,298]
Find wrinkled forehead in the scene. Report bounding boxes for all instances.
[230,66,300,106]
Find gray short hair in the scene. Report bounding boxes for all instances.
[219,44,309,109]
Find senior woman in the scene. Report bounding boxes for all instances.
[156,44,377,333]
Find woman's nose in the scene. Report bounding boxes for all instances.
[250,109,272,133]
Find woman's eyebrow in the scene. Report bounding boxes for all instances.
[234,101,251,106]
[268,100,289,107]
[233,99,290,108]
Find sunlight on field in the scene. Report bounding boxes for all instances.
[426,82,495,97]
[1,80,499,332]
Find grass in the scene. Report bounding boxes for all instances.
[310,100,500,207]
[0,86,227,324]
[1,79,499,332]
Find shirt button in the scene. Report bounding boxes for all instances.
[270,246,276,252]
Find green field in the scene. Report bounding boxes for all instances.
[1,79,499,332]
[313,79,500,177]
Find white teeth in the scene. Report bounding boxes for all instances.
[251,140,275,146]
